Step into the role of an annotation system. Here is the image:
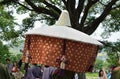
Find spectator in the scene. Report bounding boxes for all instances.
[110,57,120,79]
[11,61,23,79]
[42,65,56,79]
[97,68,107,79]
[0,63,10,79]
[14,68,24,79]
[32,64,42,79]
[12,61,19,73]
[5,58,13,75]
[24,63,42,79]
[107,65,115,79]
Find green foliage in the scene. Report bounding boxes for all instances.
[102,7,120,39]
[0,7,14,28]
[22,17,35,31]
[9,54,22,63]
[94,59,104,70]
[0,40,22,64]
[0,0,15,5]
[0,0,120,42]
[41,14,56,25]
[101,41,120,66]
[0,41,11,64]
[0,6,22,62]
[17,6,29,14]
[0,0,62,33]
[0,6,23,46]
[107,52,118,66]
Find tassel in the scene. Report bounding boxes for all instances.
[60,55,66,69]
[57,55,69,76]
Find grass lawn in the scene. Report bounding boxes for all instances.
[86,72,98,79]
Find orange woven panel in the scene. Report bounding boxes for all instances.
[22,35,98,72]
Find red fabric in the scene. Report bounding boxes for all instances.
[12,67,18,72]
[113,67,119,71]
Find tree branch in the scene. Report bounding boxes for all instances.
[62,0,67,7]
[74,0,85,30]
[66,0,75,12]
[76,0,85,22]
[79,0,98,31]
[25,0,42,12]
[43,1,61,14]
[15,1,33,11]
[0,0,13,5]
[98,0,107,6]
[25,0,59,19]
[83,0,118,35]
[66,0,76,27]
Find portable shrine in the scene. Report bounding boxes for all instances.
[22,10,102,72]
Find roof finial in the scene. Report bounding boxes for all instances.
[55,10,71,26]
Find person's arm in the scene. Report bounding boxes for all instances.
[102,68,108,79]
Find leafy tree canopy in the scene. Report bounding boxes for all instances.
[0,0,120,38]
[101,40,120,66]
[0,6,22,46]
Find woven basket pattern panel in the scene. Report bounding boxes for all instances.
[22,35,98,72]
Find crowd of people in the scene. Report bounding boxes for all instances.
[0,58,58,79]
[5,58,24,79]
[1,57,120,79]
